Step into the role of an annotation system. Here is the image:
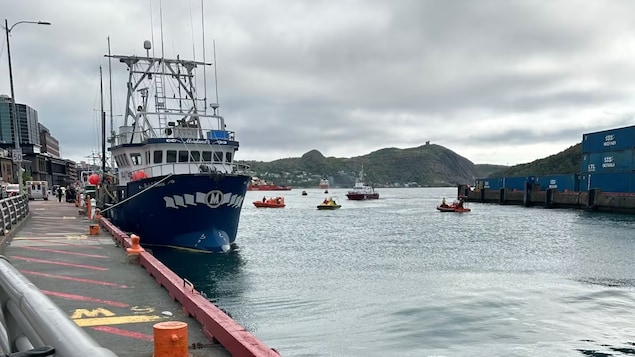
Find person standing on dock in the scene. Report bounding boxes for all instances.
[56,187,63,202]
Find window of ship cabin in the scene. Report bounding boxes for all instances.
[213,152,223,163]
[145,151,150,164]
[178,150,189,163]
[166,150,177,163]
[202,151,212,162]
[153,150,163,164]
[130,153,142,166]
[225,152,232,163]
[121,154,130,166]
[189,151,200,162]
[114,156,122,167]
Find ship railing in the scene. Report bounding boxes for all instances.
[0,256,118,357]
[113,124,236,144]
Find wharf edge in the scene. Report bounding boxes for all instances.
[459,184,635,214]
[2,199,280,356]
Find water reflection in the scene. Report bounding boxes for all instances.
[149,247,247,304]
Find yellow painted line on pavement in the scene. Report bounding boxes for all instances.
[73,315,163,327]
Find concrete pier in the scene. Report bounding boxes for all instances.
[463,185,635,214]
[0,199,279,356]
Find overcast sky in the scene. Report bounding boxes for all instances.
[2,0,635,166]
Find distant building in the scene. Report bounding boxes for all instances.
[39,123,60,158]
[0,95,75,186]
[0,95,40,149]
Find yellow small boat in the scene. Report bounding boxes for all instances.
[317,198,341,210]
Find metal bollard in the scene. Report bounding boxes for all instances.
[90,198,96,220]
[153,321,188,357]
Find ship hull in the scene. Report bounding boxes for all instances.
[108,173,250,252]
[345,192,380,200]
[247,185,292,191]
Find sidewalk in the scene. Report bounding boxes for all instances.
[1,199,231,357]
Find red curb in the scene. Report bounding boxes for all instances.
[98,217,280,356]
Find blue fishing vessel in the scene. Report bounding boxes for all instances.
[104,40,250,252]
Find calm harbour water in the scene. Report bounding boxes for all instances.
[152,187,635,357]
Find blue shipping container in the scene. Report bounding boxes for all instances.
[477,177,503,190]
[534,174,578,192]
[581,149,635,173]
[579,172,635,193]
[502,176,532,191]
[582,125,635,153]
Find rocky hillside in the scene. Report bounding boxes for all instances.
[238,143,507,188]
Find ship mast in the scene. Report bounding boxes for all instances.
[107,36,114,170]
[99,66,106,182]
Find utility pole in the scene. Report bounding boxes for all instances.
[4,19,51,193]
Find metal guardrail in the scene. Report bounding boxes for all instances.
[0,195,118,356]
[0,256,118,357]
[0,196,29,236]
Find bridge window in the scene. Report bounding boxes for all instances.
[225,152,232,163]
[166,150,177,163]
[145,151,150,164]
[178,150,189,163]
[213,152,223,163]
[190,151,200,162]
[202,151,212,162]
[130,153,142,166]
[153,150,163,164]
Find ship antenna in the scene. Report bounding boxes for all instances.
[213,39,219,109]
[159,0,165,59]
[201,0,208,110]
[149,0,156,58]
[189,0,197,62]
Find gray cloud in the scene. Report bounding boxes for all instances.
[2,0,635,166]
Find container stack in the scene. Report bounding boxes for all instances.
[580,125,635,193]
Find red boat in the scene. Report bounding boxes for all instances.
[253,197,286,208]
[247,177,292,191]
[436,204,471,213]
[436,196,470,212]
[345,166,379,200]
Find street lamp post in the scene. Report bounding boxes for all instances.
[4,19,51,194]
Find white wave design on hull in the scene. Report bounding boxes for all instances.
[163,190,244,209]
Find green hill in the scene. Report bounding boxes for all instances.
[239,144,507,188]
[488,143,582,177]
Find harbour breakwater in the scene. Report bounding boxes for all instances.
[460,184,635,214]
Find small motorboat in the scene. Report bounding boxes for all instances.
[436,204,471,213]
[436,196,470,212]
[317,198,341,210]
[253,197,286,208]
[301,190,308,196]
